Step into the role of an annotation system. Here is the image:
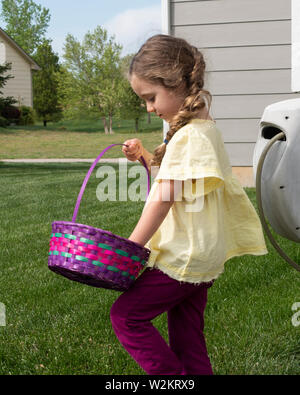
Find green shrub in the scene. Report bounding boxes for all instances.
[0,115,9,127]
[19,105,35,125]
[1,105,21,124]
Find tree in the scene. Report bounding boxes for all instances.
[118,78,146,132]
[56,66,85,120]
[0,62,16,110]
[33,40,62,126]
[61,26,123,134]
[117,54,146,132]
[0,62,13,95]
[0,0,50,56]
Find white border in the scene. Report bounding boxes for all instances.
[161,0,171,137]
[292,0,300,92]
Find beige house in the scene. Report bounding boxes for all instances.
[162,0,300,186]
[0,27,40,108]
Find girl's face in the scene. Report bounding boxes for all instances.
[130,73,186,123]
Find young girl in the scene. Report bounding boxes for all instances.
[110,34,268,375]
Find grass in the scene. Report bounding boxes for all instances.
[0,115,163,159]
[0,162,299,375]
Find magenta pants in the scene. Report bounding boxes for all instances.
[110,267,213,375]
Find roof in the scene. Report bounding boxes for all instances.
[0,27,41,70]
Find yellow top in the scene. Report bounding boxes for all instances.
[144,119,268,283]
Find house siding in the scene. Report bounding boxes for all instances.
[0,34,33,107]
[170,0,300,177]
[0,41,5,64]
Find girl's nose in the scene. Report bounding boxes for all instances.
[146,102,155,113]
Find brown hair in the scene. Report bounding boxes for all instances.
[129,34,211,167]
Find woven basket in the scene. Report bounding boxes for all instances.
[48,144,151,292]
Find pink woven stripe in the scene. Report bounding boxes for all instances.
[85,252,98,260]
[77,245,90,253]
[49,236,144,276]
[50,237,142,262]
[99,257,110,265]
[50,236,117,255]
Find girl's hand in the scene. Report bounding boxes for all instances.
[122,139,144,162]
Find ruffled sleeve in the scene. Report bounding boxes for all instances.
[155,122,225,197]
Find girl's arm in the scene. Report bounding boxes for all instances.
[122,139,153,169]
[138,146,154,170]
[128,179,182,246]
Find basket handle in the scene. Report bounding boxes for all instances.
[72,144,151,223]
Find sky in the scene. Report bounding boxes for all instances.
[23,0,162,58]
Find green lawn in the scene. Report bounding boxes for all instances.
[0,162,299,375]
[0,115,163,159]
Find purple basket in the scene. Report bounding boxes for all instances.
[48,144,151,292]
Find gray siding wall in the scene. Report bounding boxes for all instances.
[0,34,33,107]
[170,0,300,166]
